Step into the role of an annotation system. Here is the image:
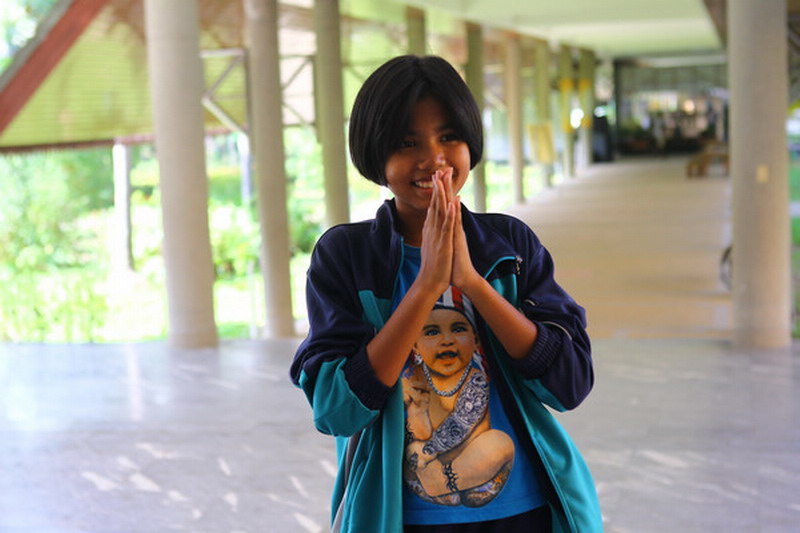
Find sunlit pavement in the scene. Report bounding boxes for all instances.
[1,157,798,532]
[505,156,733,341]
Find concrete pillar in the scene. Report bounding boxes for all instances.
[558,45,575,178]
[144,0,218,348]
[729,0,791,348]
[577,48,595,172]
[406,6,426,56]
[465,22,486,212]
[504,33,524,204]
[112,142,134,272]
[314,0,350,227]
[237,132,253,205]
[244,0,295,337]
[534,39,554,187]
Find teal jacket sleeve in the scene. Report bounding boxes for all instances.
[290,227,394,436]
[503,220,594,412]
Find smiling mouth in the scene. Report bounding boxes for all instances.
[413,180,433,189]
[435,350,459,360]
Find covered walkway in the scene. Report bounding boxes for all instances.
[508,156,732,340]
[2,157,798,532]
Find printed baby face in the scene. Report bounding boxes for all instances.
[415,308,477,377]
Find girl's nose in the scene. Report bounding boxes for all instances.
[418,143,446,170]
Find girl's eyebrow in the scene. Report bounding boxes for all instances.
[405,122,456,135]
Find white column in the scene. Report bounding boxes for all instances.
[729,0,791,348]
[504,33,524,204]
[144,0,217,348]
[558,45,575,178]
[406,6,426,56]
[314,0,350,227]
[577,48,595,173]
[112,142,134,272]
[244,0,295,337]
[534,39,554,187]
[465,22,486,212]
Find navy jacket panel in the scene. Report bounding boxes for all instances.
[460,208,593,410]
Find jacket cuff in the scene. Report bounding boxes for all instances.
[344,344,394,411]
[508,322,561,379]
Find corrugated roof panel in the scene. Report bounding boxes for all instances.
[0,4,151,147]
[0,0,321,150]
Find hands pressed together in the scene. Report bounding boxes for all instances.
[417,167,481,297]
[367,167,537,386]
[414,167,539,363]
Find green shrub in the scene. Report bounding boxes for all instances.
[209,206,259,279]
[0,149,110,341]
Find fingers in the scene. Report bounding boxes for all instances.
[427,169,455,227]
[452,195,466,254]
[442,167,454,205]
[451,193,480,291]
[418,171,456,293]
[428,170,443,213]
[437,166,457,214]
[428,167,456,218]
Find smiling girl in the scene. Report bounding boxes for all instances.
[291,55,602,533]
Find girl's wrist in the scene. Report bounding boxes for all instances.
[456,272,488,300]
[409,276,449,306]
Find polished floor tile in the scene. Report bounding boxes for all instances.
[3,157,795,532]
[1,338,797,532]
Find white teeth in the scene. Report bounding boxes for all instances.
[414,181,433,189]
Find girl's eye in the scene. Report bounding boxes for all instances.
[441,132,460,142]
[400,139,416,148]
[424,327,439,336]
[452,325,468,333]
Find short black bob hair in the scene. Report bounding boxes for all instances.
[348,55,483,186]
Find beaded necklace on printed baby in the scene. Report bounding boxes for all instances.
[421,361,471,397]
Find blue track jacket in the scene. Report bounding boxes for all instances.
[290,200,602,532]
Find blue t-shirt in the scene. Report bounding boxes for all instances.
[394,244,545,526]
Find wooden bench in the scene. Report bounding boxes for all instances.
[687,140,729,178]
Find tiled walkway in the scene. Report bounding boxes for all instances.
[506,157,732,339]
[1,158,798,532]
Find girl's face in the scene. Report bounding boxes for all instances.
[384,97,471,220]
[415,308,477,378]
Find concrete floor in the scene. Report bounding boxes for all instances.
[506,157,733,340]
[2,157,798,532]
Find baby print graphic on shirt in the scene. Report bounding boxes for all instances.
[401,286,515,507]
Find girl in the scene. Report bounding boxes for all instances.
[290,55,602,532]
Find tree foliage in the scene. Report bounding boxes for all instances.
[0,149,111,341]
[0,0,59,74]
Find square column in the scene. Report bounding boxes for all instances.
[144,0,218,348]
[729,0,791,348]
